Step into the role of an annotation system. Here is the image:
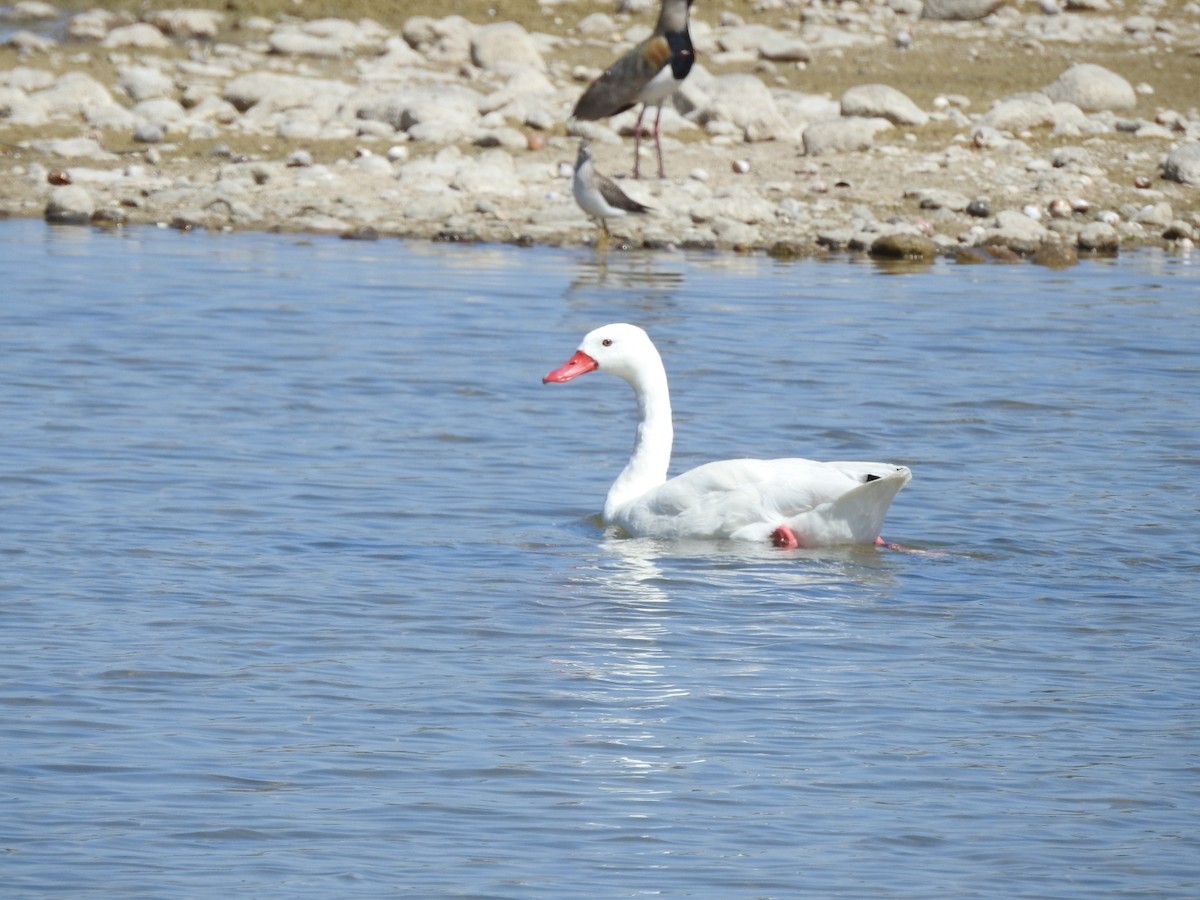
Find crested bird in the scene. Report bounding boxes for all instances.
[572,142,652,246]
[571,0,695,179]
[543,323,912,548]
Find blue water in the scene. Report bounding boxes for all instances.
[1,219,1197,897]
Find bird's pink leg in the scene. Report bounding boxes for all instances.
[632,106,648,179]
[654,103,665,179]
[771,525,800,549]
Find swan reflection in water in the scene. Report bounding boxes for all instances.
[543,533,902,803]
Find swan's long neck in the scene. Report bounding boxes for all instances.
[604,353,673,522]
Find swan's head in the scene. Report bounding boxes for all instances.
[543,323,658,385]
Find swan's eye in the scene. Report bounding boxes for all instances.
[602,339,612,347]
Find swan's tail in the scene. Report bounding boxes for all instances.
[789,465,912,545]
[830,465,911,542]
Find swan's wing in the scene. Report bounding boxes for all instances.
[617,458,871,538]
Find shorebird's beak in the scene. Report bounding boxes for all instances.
[543,350,598,384]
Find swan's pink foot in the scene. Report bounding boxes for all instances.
[875,536,912,552]
[771,525,800,549]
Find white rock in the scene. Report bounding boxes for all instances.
[987,208,1050,252]
[803,117,893,156]
[102,23,172,49]
[840,84,928,127]
[1044,63,1136,112]
[146,9,224,40]
[3,66,54,91]
[118,65,175,102]
[402,15,474,65]
[451,150,526,199]
[358,83,482,133]
[578,13,617,36]
[13,1,58,20]
[37,71,116,116]
[133,97,187,124]
[269,28,346,58]
[977,93,1056,131]
[692,73,790,142]
[471,22,546,74]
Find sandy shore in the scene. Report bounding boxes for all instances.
[2,0,1198,261]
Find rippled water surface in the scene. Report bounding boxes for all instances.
[2,219,1197,897]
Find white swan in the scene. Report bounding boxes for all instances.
[543,323,911,548]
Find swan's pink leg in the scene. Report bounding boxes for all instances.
[875,536,904,551]
[771,525,800,549]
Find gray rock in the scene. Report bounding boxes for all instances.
[45,184,94,224]
[1161,142,1200,185]
[1044,63,1136,112]
[870,231,938,259]
[803,117,893,155]
[1163,220,1197,241]
[471,22,546,73]
[921,0,1006,20]
[1077,221,1120,252]
[840,84,928,127]
[1132,202,1173,227]
[985,208,1050,254]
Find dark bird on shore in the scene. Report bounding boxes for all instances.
[572,142,652,247]
[571,0,695,180]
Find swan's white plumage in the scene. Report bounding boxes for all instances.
[543,323,911,547]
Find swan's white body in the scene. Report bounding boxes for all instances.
[543,323,911,547]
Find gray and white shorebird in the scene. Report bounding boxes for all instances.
[572,142,652,244]
[571,0,695,179]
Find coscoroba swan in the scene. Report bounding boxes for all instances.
[542,323,911,548]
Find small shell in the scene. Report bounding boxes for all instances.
[1134,174,1152,189]
[1070,197,1090,214]
[47,169,71,185]
[526,132,546,152]
[1048,198,1071,219]
[731,159,750,174]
